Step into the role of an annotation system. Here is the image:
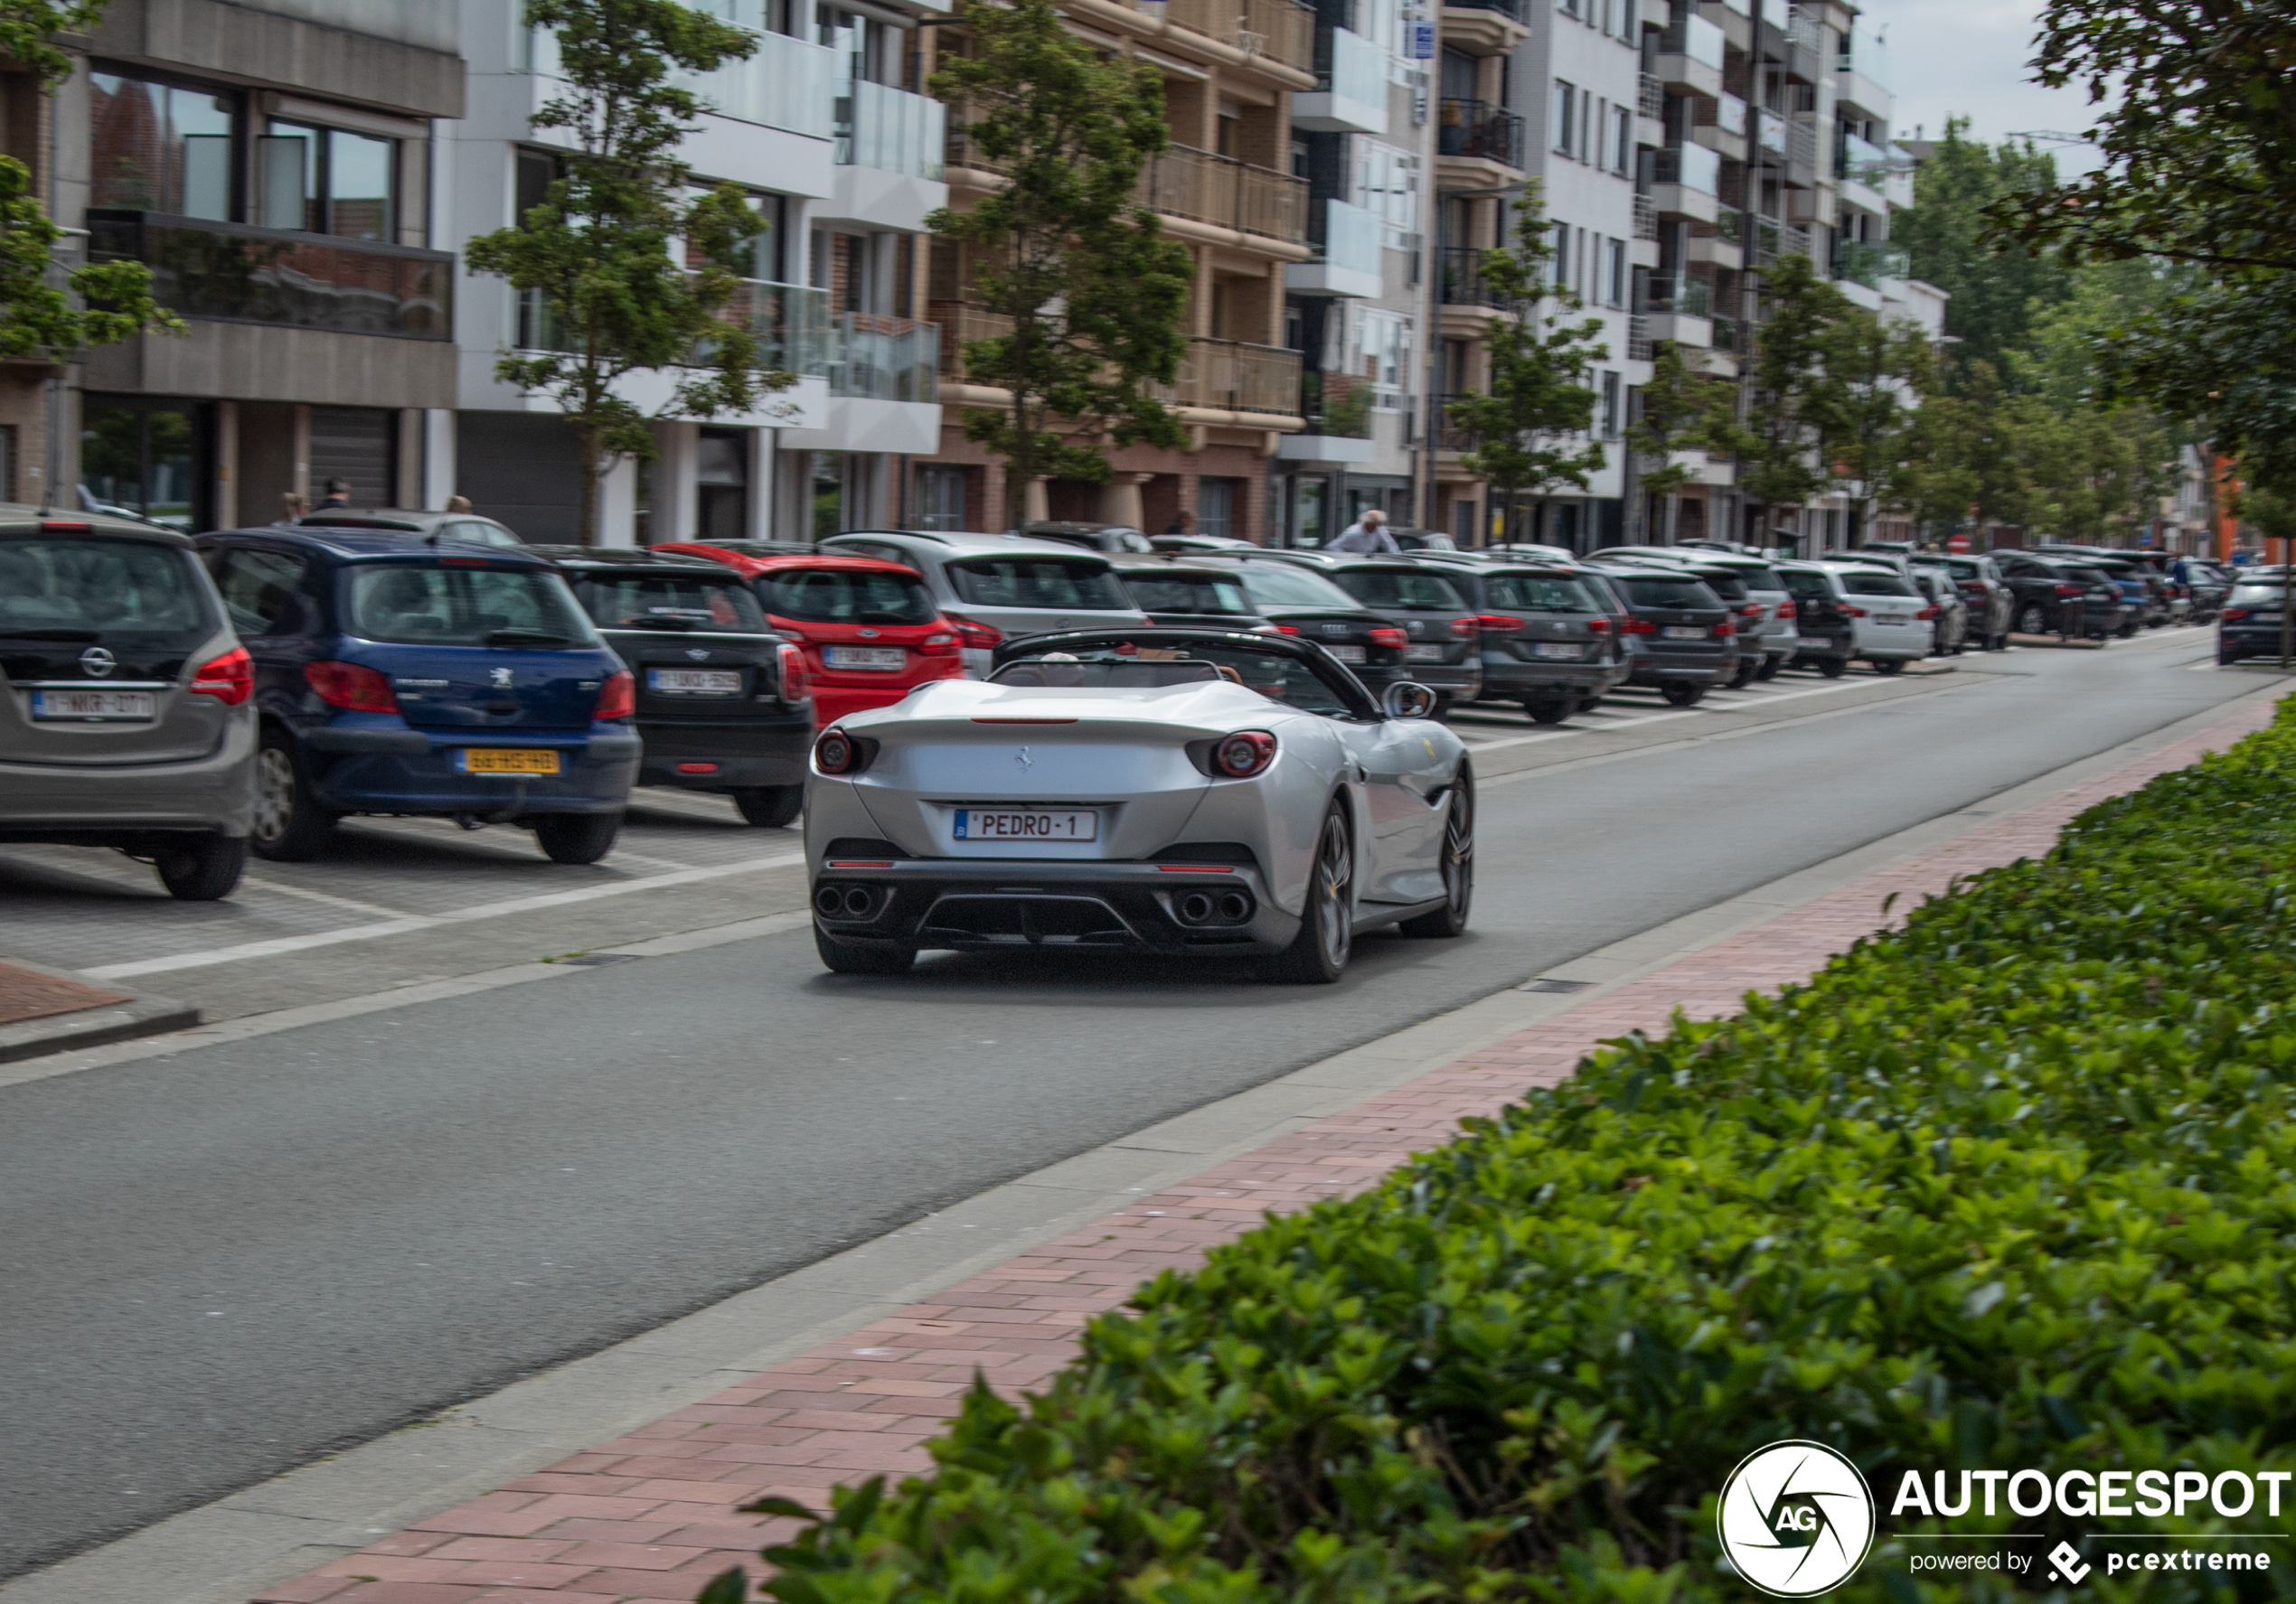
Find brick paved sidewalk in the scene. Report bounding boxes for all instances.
[255,698,2278,1604]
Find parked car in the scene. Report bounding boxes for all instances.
[819,530,1151,675]
[1592,548,1797,684]
[1911,552,2014,651]
[1018,521,1158,554]
[1147,533,1260,556]
[2031,545,2172,631]
[1992,551,2126,639]
[532,547,814,827]
[1584,563,1737,705]
[193,526,639,864]
[1811,561,1934,671]
[1112,559,1274,630]
[1774,562,1858,676]
[804,627,1468,980]
[2216,571,2296,662]
[1190,558,1416,695]
[1907,566,1969,655]
[1245,550,1483,712]
[651,543,965,727]
[2178,558,2234,623]
[1420,555,1631,723]
[2,511,256,899]
[291,508,528,549]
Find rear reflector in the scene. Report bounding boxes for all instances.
[40,520,91,532]
[675,762,720,774]
[1157,864,1236,873]
[828,859,895,868]
[970,717,1078,724]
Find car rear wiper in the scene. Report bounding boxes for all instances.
[0,628,100,641]
[483,628,574,647]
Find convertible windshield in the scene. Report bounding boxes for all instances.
[993,642,1359,715]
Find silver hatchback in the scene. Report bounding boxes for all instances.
[0,511,255,898]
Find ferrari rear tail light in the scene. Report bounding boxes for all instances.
[1368,626,1409,649]
[1447,614,1480,639]
[188,646,253,705]
[814,727,875,774]
[944,614,1003,650]
[1474,614,1526,633]
[1619,616,1656,634]
[1775,600,1797,619]
[1212,729,1277,778]
[776,643,811,702]
[303,659,398,713]
[595,669,636,720]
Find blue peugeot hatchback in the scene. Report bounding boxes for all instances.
[193,527,639,864]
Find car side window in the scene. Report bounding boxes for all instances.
[839,540,914,568]
[217,548,309,636]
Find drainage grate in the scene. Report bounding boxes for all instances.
[555,953,640,967]
[1520,978,1595,993]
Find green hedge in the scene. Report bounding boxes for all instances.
[716,699,2296,1604]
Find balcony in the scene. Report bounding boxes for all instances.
[1436,98,1526,172]
[829,312,937,401]
[1633,193,1657,240]
[1756,108,1787,159]
[1638,72,1662,119]
[1746,215,1811,267]
[839,80,945,179]
[1288,198,1382,296]
[1151,336,1303,417]
[1140,144,1309,244]
[88,210,451,339]
[1643,145,1721,224]
[1832,239,1910,289]
[674,27,837,141]
[1162,0,1315,73]
[1439,0,1529,54]
[1430,392,1473,455]
[1294,24,1386,135]
[519,277,832,376]
[1639,270,1714,320]
[929,300,1010,386]
[1691,205,1745,267]
[1655,14,1725,96]
[1435,245,1507,309]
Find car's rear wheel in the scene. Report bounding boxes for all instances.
[1523,695,1571,725]
[733,785,804,828]
[533,812,622,864]
[1755,655,1783,681]
[814,924,915,975]
[1816,655,1848,678]
[2015,603,2049,636]
[250,730,336,862]
[2220,645,2242,665]
[1727,656,1759,689]
[154,834,247,901]
[1266,805,1352,984]
[1661,681,1705,707]
[1872,657,1907,676]
[1400,779,1473,939]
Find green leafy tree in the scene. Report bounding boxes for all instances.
[1725,252,1846,546]
[1894,118,2072,379]
[1624,342,1735,542]
[0,0,103,83]
[464,0,789,545]
[929,0,1192,502]
[1444,189,1607,545]
[2097,273,2296,505]
[1813,306,1935,542]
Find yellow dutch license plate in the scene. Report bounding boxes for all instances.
[457,748,562,775]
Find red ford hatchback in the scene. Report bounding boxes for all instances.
[650,545,963,726]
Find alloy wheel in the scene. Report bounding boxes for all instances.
[253,746,296,843]
[1438,787,1474,922]
[1314,811,1352,970]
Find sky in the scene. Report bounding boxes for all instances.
[1857,0,2109,177]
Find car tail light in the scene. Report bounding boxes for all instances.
[944,614,1002,650]
[2224,606,2251,622]
[41,520,90,532]
[1270,624,1302,635]
[596,669,635,720]
[917,626,959,657]
[676,762,720,774]
[1212,729,1277,777]
[1712,620,1736,638]
[1369,626,1409,649]
[2056,584,2083,596]
[775,624,808,643]
[1739,603,1764,617]
[776,643,810,702]
[303,659,398,713]
[1587,616,1612,633]
[188,646,253,705]
[1839,604,1867,618]
[1619,616,1656,634]
[1915,605,1940,621]
[1448,614,1480,639]
[1474,614,1526,633]
[1775,600,1796,619]
[814,727,879,774]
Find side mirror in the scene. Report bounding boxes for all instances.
[1382,680,1437,719]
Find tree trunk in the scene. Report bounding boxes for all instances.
[574,421,600,548]
[1663,492,1680,546]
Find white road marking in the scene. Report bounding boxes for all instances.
[235,878,422,921]
[1456,678,1877,752]
[84,851,810,980]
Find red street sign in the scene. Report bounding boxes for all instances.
[1947,533,1971,553]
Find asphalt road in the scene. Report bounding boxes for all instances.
[0,633,2256,1581]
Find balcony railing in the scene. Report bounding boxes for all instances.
[1437,98,1526,168]
[1843,14,1892,89]
[1431,392,1473,454]
[1785,5,1823,51]
[1435,245,1508,308]
[1162,0,1314,70]
[1746,215,1811,267]
[1715,204,1743,245]
[840,80,945,179]
[1832,239,1910,289]
[1712,90,1748,136]
[1836,128,1889,191]
[1659,14,1726,69]
[929,299,1010,384]
[1788,118,1820,171]
[522,277,832,376]
[1639,270,1713,319]
[1638,72,1663,118]
[675,28,837,140]
[829,311,938,401]
[1710,314,1744,353]
[87,209,452,339]
[1152,336,1303,415]
[1316,23,1386,105]
[1645,143,1721,196]
[1633,192,1657,239]
[1757,108,1787,156]
[1141,144,1308,242]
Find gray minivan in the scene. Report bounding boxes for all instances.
[0,511,256,898]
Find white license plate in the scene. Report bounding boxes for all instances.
[30,689,155,721]
[823,645,907,671]
[1406,643,1446,661]
[953,808,1098,841]
[1327,644,1367,662]
[1530,643,1580,659]
[647,669,740,694]
[1877,614,1912,626]
[1661,626,1708,641]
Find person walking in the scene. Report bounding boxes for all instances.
[1327,508,1398,553]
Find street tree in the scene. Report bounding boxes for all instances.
[465,0,789,545]
[1814,305,1934,543]
[1444,188,1607,544]
[1624,341,1735,542]
[1727,252,1846,545]
[1892,118,2071,378]
[928,0,1192,508]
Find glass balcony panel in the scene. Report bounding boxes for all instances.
[1319,25,1386,105]
[1715,91,1748,136]
[1660,14,1726,69]
[1844,15,1892,88]
[1831,239,1909,288]
[1757,108,1787,155]
[1648,143,1720,195]
[1638,270,1713,318]
[87,209,451,339]
[676,28,837,140]
[839,80,946,178]
[1435,244,1504,307]
[1318,198,1382,276]
[829,312,939,400]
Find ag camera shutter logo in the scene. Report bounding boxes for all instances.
[1717,1441,1876,1597]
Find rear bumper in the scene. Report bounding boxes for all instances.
[1626,649,1729,686]
[0,718,256,840]
[1474,655,1624,699]
[634,713,810,792]
[300,719,639,816]
[810,858,1302,957]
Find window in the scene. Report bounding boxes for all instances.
[1353,140,1421,240]
[945,558,1131,610]
[577,573,769,633]
[1333,569,1467,610]
[80,397,204,531]
[90,73,235,220]
[217,549,308,636]
[1552,81,1576,156]
[1232,564,1360,611]
[764,567,939,624]
[1118,571,1255,616]
[259,121,397,239]
[1604,237,1628,307]
[1840,572,1916,596]
[1619,576,1721,609]
[1484,573,1604,612]
[910,464,968,531]
[0,538,213,641]
[1352,308,1412,406]
[345,566,597,647]
[1550,221,1571,290]
[1612,104,1633,174]
[1198,479,1236,540]
[1601,371,1623,437]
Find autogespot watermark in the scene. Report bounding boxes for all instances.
[1717,1445,2289,1595]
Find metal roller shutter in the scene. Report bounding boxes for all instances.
[308,407,397,507]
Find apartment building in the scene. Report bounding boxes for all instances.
[441,0,946,545]
[919,0,1313,541]
[18,0,462,529]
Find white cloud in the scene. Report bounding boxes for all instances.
[1858,0,2108,176]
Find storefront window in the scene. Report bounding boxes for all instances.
[90,74,235,220]
[80,398,206,532]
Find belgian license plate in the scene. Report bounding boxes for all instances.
[1327,644,1367,662]
[1530,643,1580,660]
[456,748,562,775]
[954,808,1097,841]
[1406,643,1446,661]
[1661,626,1707,641]
[29,689,155,721]
[823,646,906,671]
[648,668,740,694]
